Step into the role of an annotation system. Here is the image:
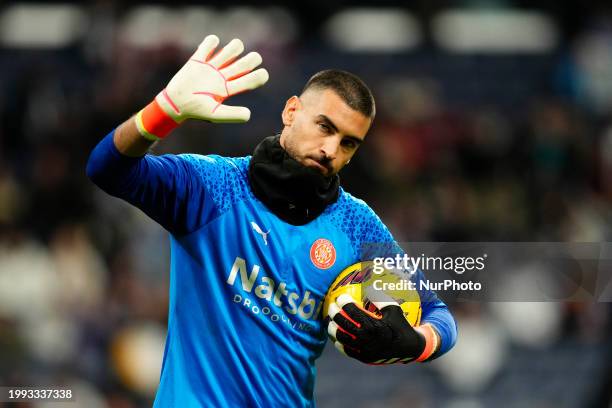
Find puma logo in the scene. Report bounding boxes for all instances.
[250,221,270,246]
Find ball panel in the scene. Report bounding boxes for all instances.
[322,261,422,327]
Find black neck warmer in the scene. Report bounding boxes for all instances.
[248,135,340,225]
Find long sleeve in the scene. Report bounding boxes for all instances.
[86,129,214,235]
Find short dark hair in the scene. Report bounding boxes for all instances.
[301,69,376,119]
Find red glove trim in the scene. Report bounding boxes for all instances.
[136,98,180,140]
[414,324,439,362]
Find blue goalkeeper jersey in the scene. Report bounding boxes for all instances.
[87,130,457,407]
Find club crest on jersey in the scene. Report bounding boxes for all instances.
[310,238,336,269]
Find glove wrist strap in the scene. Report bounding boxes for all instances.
[414,324,438,362]
[135,94,181,141]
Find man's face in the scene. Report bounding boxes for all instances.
[279,88,372,176]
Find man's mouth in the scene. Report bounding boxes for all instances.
[305,158,329,175]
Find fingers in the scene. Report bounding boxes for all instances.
[328,320,358,346]
[363,285,399,311]
[336,293,361,309]
[208,38,245,69]
[210,104,251,123]
[337,293,381,322]
[329,299,362,330]
[334,340,347,356]
[372,300,399,311]
[220,51,263,81]
[327,319,338,338]
[191,35,220,62]
[226,68,269,96]
[380,303,413,326]
[334,340,362,360]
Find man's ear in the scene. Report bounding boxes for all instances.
[282,96,301,126]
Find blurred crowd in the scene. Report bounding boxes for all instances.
[0,3,612,407]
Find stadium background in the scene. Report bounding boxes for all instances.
[0,1,611,407]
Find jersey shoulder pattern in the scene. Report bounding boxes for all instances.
[324,189,401,260]
[177,154,253,222]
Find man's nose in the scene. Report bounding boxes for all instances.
[320,137,340,160]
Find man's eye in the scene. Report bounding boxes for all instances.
[342,140,356,149]
[318,123,331,133]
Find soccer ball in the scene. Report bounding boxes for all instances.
[322,261,421,326]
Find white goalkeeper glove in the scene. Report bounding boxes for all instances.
[135,34,269,140]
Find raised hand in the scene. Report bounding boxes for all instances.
[136,34,269,140]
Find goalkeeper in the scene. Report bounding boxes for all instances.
[87,35,457,407]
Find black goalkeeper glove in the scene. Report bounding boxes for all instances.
[327,294,439,364]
